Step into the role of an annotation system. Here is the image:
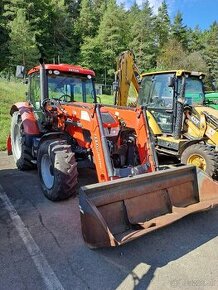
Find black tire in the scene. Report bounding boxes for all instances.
[11,111,34,170]
[37,139,78,201]
[181,143,218,178]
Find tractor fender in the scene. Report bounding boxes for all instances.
[179,138,205,155]
[37,132,67,148]
[10,102,40,135]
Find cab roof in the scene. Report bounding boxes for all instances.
[141,70,205,78]
[28,64,95,77]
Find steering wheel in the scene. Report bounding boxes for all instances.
[58,94,72,102]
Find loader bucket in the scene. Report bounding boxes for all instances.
[79,166,218,248]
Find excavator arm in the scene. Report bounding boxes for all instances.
[114,50,140,106]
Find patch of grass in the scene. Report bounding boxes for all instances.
[99,94,114,105]
[0,79,26,150]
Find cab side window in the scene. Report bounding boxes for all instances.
[149,74,174,109]
[29,73,40,109]
[138,76,153,105]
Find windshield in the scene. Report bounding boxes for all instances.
[138,73,174,109]
[179,77,205,106]
[47,72,95,103]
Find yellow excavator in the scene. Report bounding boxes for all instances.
[114,50,218,178]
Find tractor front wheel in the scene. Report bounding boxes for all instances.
[37,140,78,201]
[181,143,217,178]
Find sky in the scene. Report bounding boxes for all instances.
[121,0,218,30]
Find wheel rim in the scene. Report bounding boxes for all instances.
[187,154,206,171]
[41,154,54,189]
[13,123,22,160]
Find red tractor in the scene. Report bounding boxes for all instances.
[8,60,218,248]
[9,60,156,201]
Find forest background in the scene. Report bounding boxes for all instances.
[0,0,217,87]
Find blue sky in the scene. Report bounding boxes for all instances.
[120,0,218,30]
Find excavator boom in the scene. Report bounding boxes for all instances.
[114,50,140,106]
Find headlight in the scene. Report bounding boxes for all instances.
[104,127,120,137]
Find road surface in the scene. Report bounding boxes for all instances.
[0,152,217,290]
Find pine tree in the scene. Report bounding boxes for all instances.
[204,22,218,86]
[76,0,106,40]
[187,26,205,52]
[8,8,39,68]
[171,11,188,49]
[65,0,81,20]
[91,0,128,80]
[129,0,157,70]
[128,1,140,27]
[4,0,77,63]
[154,1,171,49]
[76,0,97,39]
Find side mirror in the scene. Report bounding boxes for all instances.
[16,65,25,79]
[168,76,175,87]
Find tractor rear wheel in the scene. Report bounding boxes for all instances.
[11,111,34,170]
[37,140,78,201]
[181,143,217,178]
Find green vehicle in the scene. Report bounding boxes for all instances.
[205,91,218,110]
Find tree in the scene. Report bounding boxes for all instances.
[128,1,140,28]
[88,0,128,81]
[4,0,78,63]
[76,0,97,39]
[204,22,218,86]
[80,37,104,79]
[187,26,205,52]
[154,1,171,49]
[34,0,76,63]
[8,9,39,68]
[184,51,208,72]
[129,0,157,70]
[65,0,81,20]
[76,0,106,40]
[0,0,10,70]
[171,11,188,49]
[157,38,186,69]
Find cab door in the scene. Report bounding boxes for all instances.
[28,73,44,125]
[139,73,175,134]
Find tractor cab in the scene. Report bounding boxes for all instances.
[27,64,97,110]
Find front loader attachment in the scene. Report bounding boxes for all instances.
[79,166,218,248]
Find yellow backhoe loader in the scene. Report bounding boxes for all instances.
[114,50,218,179]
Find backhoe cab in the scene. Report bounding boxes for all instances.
[138,70,218,178]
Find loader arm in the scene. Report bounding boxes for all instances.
[61,103,157,182]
